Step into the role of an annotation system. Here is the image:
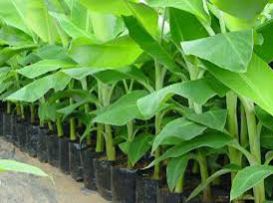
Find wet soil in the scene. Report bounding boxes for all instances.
[0,137,108,203]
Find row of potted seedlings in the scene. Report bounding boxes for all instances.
[0,102,204,203]
[1,1,273,203]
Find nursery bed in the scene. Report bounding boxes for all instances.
[0,137,107,203]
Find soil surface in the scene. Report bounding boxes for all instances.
[0,137,108,203]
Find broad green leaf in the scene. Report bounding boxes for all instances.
[261,128,273,149]
[167,156,189,192]
[152,118,207,152]
[61,67,103,81]
[90,13,124,42]
[94,67,153,90]
[18,59,76,79]
[147,0,209,23]
[128,134,153,166]
[57,100,91,120]
[184,109,228,131]
[93,90,147,126]
[137,79,218,118]
[69,0,89,31]
[231,165,273,200]
[94,69,130,84]
[204,54,273,116]
[0,81,13,95]
[255,106,273,131]
[0,1,31,35]
[169,8,208,44]
[0,45,37,66]
[38,102,57,122]
[80,0,158,36]
[50,12,97,41]
[211,0,268,20]
[0,159,48,177]
[124,16,181,74]
[188,165,239,201]
[11,0,59,42]
[147,132,232,168]
[182,30,254,73]
[69,36,143,68]
[7,72,71,102]
[34,45,72,61]
[0,26,33,47]
[255,19,273,63]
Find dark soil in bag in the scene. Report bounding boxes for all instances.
[16,119,27,152]
[69,141,84,181]
[93,158,113,201]
[157,188,186,203]
[46,133,59,167]
[26,124,39,157]
[37,127,48,163]
[3,113,12,141]
[82,149,102,190]
[136,176,160,203]
[13,117,22,147]
[10,115,16,143]
[111,166,137,203]
[0,112,3,137]
[58,137,70,174]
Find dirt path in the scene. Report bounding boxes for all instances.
[0,137,108,203]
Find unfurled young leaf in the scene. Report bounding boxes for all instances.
[7,72,71,102]
[147,132,233,168]
[169,8,208,44]
[93,90,148,126]
[137,78,218,118]
[80,0,158,36]
[124,16,181,74]
[147,0,210,23]
[152,118,207,152]
[50,12,98,41]
[211,0,268,20]
[184,109,228,132]
[128,134,153,166]
[204,54,273,116]
[0,159,48,177]
[182,30,254,73]
[231,165,273,200]
[18,59,76,79]
[167,155,189,192]
[69,36,142,68]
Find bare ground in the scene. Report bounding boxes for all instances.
[0,137,108,203]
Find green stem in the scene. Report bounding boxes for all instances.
[127,121,134,168]
[240,103,248,148]
[197,151,212,203]
[226,92,241,181]
[241,97,265,203]
[174,175,184,193]
[16,103,21,116]
[30,105,35,124]
[81,78,91,145]
[153,61,164,179]
[20,104,25,120]
[96,124,104,153]
[105,124,115,161]
[56,117,64,138]
[7,102,11,114]
[48,121,53,132]
[70,117,76,141]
